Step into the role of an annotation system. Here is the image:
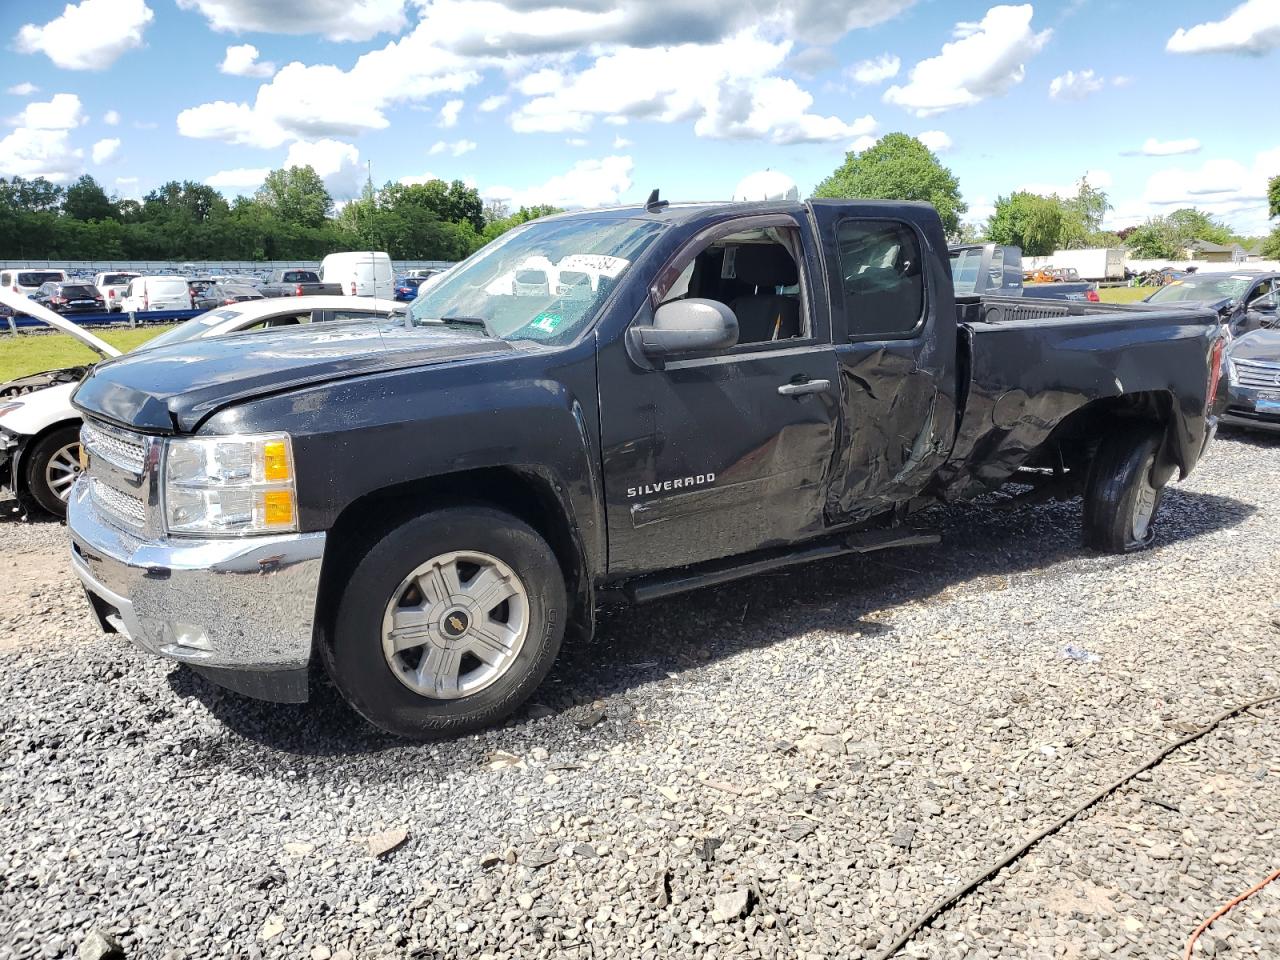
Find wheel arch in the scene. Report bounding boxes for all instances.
[1030,389,1184,478]
[313,465,595,661]
[12,416,82,499]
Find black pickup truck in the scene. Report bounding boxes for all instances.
[66,199,1225,738]
[257,269,342,298]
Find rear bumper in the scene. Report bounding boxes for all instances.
[66,480,327,702]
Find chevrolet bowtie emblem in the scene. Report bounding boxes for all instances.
[449,616,465,632]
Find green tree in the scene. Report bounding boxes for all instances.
[985,192,1066,256]
[255,166,333,229]
[1123,208,1236,259]
[0,176,64,212]
[63,175,117,222]
[1268,176,1280,220]
[814,133,967,237]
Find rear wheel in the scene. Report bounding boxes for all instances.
[1082,423,1169,553]
[22,425,83,518]
[323,507,566,739]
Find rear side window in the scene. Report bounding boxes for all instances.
[62,284,99,297]
[835,220,925,339]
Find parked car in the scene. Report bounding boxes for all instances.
[1223,321,1280,433]
[0,294,404,517]
[393,276,424,302]
[1143,272,1280,336]
[320,251,394,298]
[0,269,66,316]
[193,283,266,310]
[404,268,443,281]
[30,281,105,315]
[209,274,264,288]
[64,198,1225,739]
[951,244,1100,302]
[258,269,343,298]
[118,275,194,312]
[93,272,141,313]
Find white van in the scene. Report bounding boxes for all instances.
[118,275,193,313]
[320,252,394,298]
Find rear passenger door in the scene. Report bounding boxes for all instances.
[808,202,957,523]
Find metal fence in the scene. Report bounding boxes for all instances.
[0,259,456,275]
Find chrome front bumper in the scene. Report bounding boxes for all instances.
[67,479,326,701]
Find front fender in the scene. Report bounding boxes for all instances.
[199,346,607,578]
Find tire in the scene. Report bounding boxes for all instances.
[1082,423,1168,554]
[323,506,566,739]
[22,424,83,518]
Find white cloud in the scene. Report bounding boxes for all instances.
[205,167,271,189]
[884,4,1051,116]
[848,53,900,85]
[1136,151,1280,231]
[16,94,87,131]
[103,109,120,125]
[917,130,952,153]
[114,175,139,197]
[1131,137,1202,157]
[1111,75,1132,87]
[176,0,407,42]
[398,172,439,186]
[91,138,121,163]
[0,129,83,181]
[508,30,874,145]
[566,137,589,147]
[429,138,477,156]
[439,99,464,128]
[1048,68,1104,100]
[613,135,632,148]
[850,134,879,152]
[219,43,276,78]
[284,137,363,197]
[478,94,508,112]
[484,155,633,209]
[419,0,916,56]
[15,0,154,71]
[1166,0,1280,56]
[7,83,39,96]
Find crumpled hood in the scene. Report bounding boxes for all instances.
[72,319,514,432]
[1228,328,1280,363]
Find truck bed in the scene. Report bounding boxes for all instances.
[932,297,1220,501]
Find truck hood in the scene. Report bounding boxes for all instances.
[0,287,121,359]
[72,319,515,432]
[1228,328,1280,362]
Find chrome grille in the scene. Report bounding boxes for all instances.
[82,422,146,475]
[1233,360,1280,391]
[89,477,146,528]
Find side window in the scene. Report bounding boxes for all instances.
[657,225,808,346]
[835,220,925,339]
[1248,280,1273,303]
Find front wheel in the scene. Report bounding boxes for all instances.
[1082,423,1169,554]
[323,507,567,739]
[22,425,83,518]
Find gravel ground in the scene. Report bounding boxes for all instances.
[1,430,1278,960]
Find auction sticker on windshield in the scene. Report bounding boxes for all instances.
[531,312,563,332]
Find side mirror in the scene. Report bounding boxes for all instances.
[637,298,738,358]
[1252,298,1277,313]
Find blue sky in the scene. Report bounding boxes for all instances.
[3,0,1279,233]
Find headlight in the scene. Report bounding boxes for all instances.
[0,401,24,420]
[163,432,297,537]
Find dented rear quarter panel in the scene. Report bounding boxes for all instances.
[934,306,1220,500]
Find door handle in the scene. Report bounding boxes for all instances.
[777,379,831,397]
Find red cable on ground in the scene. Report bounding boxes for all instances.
[1183,867,1280,960]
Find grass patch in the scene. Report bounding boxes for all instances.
[0,325,178,382]
[1097,286,1156,304]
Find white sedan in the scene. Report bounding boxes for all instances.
[0,293,403,517]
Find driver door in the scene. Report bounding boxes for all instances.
[597,214,841,576]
